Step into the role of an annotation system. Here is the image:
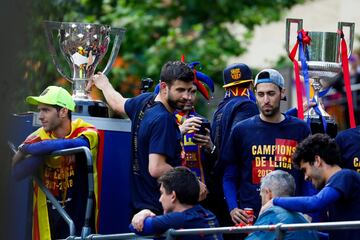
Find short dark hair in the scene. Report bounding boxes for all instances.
[160,61,194,86]
[293,133,341,167]
[54,105,72,119]
[158,167,199,205]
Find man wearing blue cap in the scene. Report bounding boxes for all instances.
[11,86,100,239]
[207,63,259,230]
[222,69,312,229]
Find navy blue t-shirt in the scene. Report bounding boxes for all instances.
[326,169,360,239]
[223,114,311,216]
[335,126,360,173]
[211,96,259,169]
[130,204,223,240]
[125,93,182,213]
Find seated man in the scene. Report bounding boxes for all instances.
[246,170,318,240]
[129,167,223,240]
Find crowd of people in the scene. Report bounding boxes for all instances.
[11,59,360,240]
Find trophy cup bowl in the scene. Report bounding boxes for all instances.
[286,18,354,137]
[44,21,126,117]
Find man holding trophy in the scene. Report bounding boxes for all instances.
[86,61,209,216]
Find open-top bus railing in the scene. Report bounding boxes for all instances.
[67,220,360,240]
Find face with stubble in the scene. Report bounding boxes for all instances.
[255,83,284,118]
[37,103,64,132]
[166,80,194,111]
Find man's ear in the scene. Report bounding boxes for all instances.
[160,82,168,93]
[264,187,273,199]
[314,155,322,167]
[59,108,68,118]
[280,88,286,100]
[170,190,177,203]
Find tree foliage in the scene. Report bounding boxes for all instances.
[19,0,305,111]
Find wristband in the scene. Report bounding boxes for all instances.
[210,145,216,154]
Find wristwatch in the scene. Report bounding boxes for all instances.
[17,143,26,153]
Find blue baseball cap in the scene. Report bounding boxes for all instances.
[254,69,285,89]
[222,63,253,88]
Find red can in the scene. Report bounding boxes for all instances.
[244,208,254,225]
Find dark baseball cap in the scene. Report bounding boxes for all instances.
[223,63,253,88]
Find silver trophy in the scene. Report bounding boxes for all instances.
[44,21,126,117]
[286,18,354,136]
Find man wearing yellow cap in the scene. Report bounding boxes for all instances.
[12,86,99,240]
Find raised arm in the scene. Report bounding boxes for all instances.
[87,72,128,115]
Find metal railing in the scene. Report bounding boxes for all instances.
[66,220,360,240]
[37,147,95,239]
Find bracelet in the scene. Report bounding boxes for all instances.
[210,145,216,154]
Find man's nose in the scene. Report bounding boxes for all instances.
[264,95,270,103]
[184,91,192,100]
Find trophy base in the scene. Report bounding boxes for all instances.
[74,99,109,118]
[306,116,337,138]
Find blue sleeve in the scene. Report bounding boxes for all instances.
[20,136,89,155]
[129,213,184,236]
[149,115,179,157]
[223,164,239,212]
[129,217,156,236]
[231,101,259,126]
[125,93,153,121]
[285,107,298,117]
[273,186,341,212]
[12,155,44,180]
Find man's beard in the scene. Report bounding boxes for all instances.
[260,105,280,117]
[167,95,186,110]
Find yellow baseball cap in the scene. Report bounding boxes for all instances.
[26,86,75,111]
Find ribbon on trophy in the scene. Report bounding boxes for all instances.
[338,30,356,128]
[288,29,311,120]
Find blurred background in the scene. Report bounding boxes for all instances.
[2,0,360,121]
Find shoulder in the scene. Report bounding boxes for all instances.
[327,169,360,193]
[23,128,45,143]
[233,115,259,129]
[336,126,360,142]
[259,206,308,224]
[329,169,360,182]
[283,115,310,132]
[125,93,155,114]
[70,118,98,146]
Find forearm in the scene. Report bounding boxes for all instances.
[99,81,127,114]
[273,186,341,213]
[149,162,173,179]
[223,164,239,211]
[148,153,173,178]
[12,155,44,180]
[20,137,89,156]
[130,217,156,236]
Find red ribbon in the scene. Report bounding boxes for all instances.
[339,31,356,128]
[288,30,308,120]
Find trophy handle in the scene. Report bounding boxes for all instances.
[43,21,73,83]
[338,22,355,57]
[101,27,126,76]
[285,18,303,55]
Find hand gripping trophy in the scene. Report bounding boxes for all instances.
[44,21,125,117]
[286,18,355,137]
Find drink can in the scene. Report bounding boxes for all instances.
[244,208,254,225]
